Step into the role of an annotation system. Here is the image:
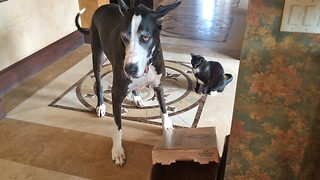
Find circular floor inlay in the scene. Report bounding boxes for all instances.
[49,60,207,128]
[77,60,204,121]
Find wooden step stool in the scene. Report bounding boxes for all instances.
[149,127,220,180]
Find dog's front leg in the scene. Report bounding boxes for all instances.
[154,86,173,130]
[112,126,125,166]
[111,90,126,166]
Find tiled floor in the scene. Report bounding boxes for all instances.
[0,0,247,179]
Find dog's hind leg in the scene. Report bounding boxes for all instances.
[132,90,145,108]
[91,25,106,117]
[154,86,173,130]
[111,88,126,166]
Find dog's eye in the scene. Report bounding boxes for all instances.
[141,35,149,42]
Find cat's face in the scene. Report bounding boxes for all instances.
[190,53,204,69]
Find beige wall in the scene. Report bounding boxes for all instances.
[0,0,80,71]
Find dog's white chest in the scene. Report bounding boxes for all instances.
[127,65,161,92]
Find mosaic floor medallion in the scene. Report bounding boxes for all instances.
[216,0,240,6]
[183,0,240,7]
[49,60,206,128]
[161,15,233,42]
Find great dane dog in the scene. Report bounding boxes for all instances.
[75,0,181,165]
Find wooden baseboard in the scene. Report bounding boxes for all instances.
[0,30,84,120]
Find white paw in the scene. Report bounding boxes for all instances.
[132,95,145,108]
[112,145,126,166]
[96,104,106,117]
[210,91,218,96]
[162,113,173,130]
[112,128,126,166]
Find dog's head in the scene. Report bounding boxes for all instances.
[118,0,181,78]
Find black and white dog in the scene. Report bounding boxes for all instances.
[75,0,181,166]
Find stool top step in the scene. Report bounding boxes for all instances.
[152,127,219,165]
[154,127,217,150]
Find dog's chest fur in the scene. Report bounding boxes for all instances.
[127,64,162,92]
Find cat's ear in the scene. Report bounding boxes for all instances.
[199,57,205,62]
[190,53,196,58]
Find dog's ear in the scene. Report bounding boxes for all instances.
[154,0,181,23]
[118,0,129,15]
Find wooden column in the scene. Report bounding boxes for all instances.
[78,0,110,28]
[0,99,6,120]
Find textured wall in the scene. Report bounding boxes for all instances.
[0,0,79,71]
[225,0,320,179]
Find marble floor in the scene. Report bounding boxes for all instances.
[0,0,247,179]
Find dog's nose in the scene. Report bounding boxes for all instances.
[124,63,138,77]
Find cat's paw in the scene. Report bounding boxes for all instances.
[194,89,206,96]
[202,90,209,95]
[210,91,218,96]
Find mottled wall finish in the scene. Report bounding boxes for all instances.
[225,0,320,179]
[0,0,79,71]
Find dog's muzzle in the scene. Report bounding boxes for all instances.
[124,63,149,78]
[124,63,139,78]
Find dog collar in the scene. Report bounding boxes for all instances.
[145,65,149,73]
[145,48,160,74]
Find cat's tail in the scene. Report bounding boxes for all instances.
[225,73,233,86]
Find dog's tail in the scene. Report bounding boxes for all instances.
[225,73,233,86]
[75,8,90,35]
